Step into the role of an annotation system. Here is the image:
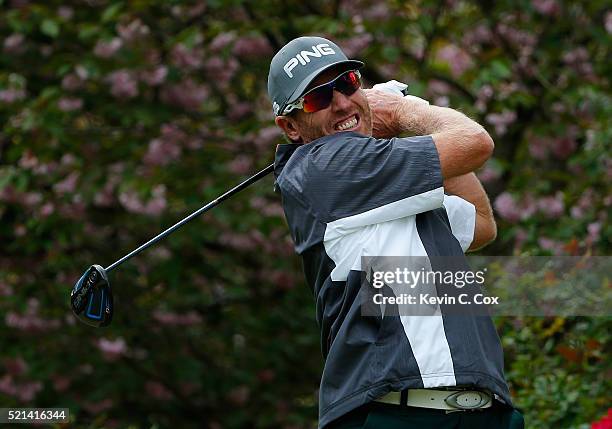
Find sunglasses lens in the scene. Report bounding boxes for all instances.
[303,86,334,113]
[300,70,362,114]
[336,71,361,96]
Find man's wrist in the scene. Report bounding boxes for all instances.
[396,100,435,136]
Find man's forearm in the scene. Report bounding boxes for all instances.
[444,173,497,250]
[397,101,493,179]
[444,173,492,216]
[397,102,487,138]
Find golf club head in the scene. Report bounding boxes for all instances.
[70,264,113,327]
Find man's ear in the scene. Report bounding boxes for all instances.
[275,116,302,142]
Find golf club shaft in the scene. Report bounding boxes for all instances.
[105,163,274,273]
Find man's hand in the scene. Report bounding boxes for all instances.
[363,89,407,139]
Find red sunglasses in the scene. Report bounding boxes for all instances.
[282,70,362,115]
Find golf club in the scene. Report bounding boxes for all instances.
[70,163,274,327]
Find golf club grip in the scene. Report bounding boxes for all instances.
[105,163,275,273]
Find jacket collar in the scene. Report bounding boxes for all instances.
[273,143,301,192]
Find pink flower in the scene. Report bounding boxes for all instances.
[53,172,79,195]
[143,124,185,166]
[538,237,562,254]
[106,70,139,99]
[227,155,252,175]
[160,78,208,111]
[228,102,252,120]
[232,36,273,58]
[21,192,42,207]
[143,138,181,166]
[116,19,149,43]
[5,299,61,332]
[118,185,167,216]
[143,185,167,216]
[170,44,203,70]
[57,6,74,20]
[586,222,601,245]
[203,57,239,87]
[256,126,282,148]
[18,149,38,169]
[606,12,612,34]
[551,137,576,159]
[61,73,84,91]
[93,37,123,58]
[494,192,521,223]
[16,380,43,401]
[462,24,493,48]
[497,23,537,51]
[0,88,26,103]
[538,193,564,218]
[145,381,173,401]
[51,375,71,392]
[562,47,589,64]
[250,197,284,217]
[531,0,560,16]
[83,398,113,414]
[477,165,502,184]
[227,385,250,406]
[96,338,127,361]
[3,33,25,54]
[14,224,26,237]
[152,310,202,326]
[219,232,256,251]
[3,357,28,376]
[363,3,390,20]
[436,44,473,77]
[39,202,55,218]
[427,80,452,96]
[338,34,373,58]
[0,281,13,296]
[57,97,83,112]
[486,110,517,136]
[0,376,43,402]
[140,65,167,86]
[528,136,551,160]
[210,32,236,51]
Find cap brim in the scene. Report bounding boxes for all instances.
[283,60,364,110]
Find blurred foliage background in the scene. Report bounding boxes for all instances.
[0,0,610,428]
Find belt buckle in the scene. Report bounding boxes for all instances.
[444,390,491,411]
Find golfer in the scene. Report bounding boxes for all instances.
[268,36,524,429]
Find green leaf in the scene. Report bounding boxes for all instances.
[41,19,60,38]
[382,46,400,62]
[78,23,100,41]
[101,2,123,23]
[490,60,512,80]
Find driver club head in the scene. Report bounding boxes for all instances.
[70,264,113,327]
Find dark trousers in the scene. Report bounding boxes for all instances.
[328,402,525,429]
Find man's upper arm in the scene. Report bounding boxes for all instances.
[430,129,494,179]
[304,134,445,234]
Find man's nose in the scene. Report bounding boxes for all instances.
[330,89,352,112]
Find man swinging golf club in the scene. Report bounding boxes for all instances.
[269,36,524,428]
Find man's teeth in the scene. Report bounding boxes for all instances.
[336,116,357,131]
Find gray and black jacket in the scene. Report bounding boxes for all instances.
[273,131,511,428]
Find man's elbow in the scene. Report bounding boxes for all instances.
[483,218,497,245]
[468,216,497,252]
[474,130,494,166]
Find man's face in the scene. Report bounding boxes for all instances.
[276,67,373,144]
